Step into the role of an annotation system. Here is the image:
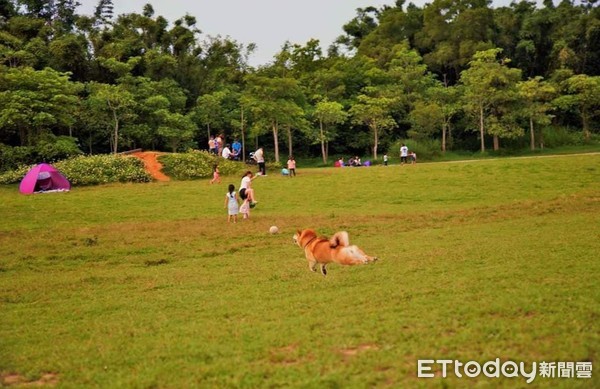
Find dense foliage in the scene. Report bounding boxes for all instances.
[0,0,598,170]
[0,154,152,185]
[159,150,248,180]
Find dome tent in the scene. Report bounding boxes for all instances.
[19,163,70,194]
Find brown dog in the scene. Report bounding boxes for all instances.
[293,229,378,276]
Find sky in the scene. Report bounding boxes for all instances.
[77,0,521,67]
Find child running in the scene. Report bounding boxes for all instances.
[210,164,221,184]
[224,184,239,223]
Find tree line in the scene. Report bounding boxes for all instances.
[0,0,598,166]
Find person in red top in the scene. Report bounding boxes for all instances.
[287,156,296,177]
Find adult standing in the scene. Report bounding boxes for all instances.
[215,134,223,155]
[400,144,408,165]
[254,147,266,176]
[232,139,242,160]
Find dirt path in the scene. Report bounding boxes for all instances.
[131,151,170,182]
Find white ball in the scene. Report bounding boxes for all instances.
[269,226,279,234]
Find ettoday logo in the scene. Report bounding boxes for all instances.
[418,359,538,383]
[418,359,593,383]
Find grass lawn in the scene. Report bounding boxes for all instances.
[1,154,599,388]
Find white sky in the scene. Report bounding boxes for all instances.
[77,0,521,67]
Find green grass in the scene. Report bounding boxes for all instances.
[1,155,599,388]
[296,144,600,167]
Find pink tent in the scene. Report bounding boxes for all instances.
[19,163,70,194]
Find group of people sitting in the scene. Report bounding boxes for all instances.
[209,134,243,161]
[347,156,363,167]
[335,156,368,167]
[221,143,241,160]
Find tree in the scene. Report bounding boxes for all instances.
[425,83,462,151]
[0,66,81,146]
[460,48,523,152]
[517,76,556,150]
[87,82,136,153]
[193,91,228,141]
[336,7,380,50]
[241,74,305,162]
[349,94,397,159]
[553,74,600,141]
[312,99,347,164]
[156,111,197,152]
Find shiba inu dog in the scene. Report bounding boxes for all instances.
[293,229,378,276]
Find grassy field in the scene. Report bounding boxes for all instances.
[1,154,599,388]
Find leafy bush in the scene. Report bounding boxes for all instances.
[159,150,248,180]
[0,136,82,173]
[36,135,83,162]
[55,155,152,186]
[542,126,587,148]
[0,154,152,186]
[0,144,35,172]
[0,165,31,185]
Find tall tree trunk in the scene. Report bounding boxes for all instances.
[479,103,485,152]
[319,118,327,164]
[112,112,119,154]
[241,107,246,162]
[582,110,591,141]
[442,122,447,152]
[19,127,26,146]
[493,135,499,151]
[272,120,280,163]
[530,117,535,151]
[287,125,292,158]
[372,124,379,160]
[207,124,211,143]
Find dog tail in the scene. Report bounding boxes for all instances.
[329,231,350,248]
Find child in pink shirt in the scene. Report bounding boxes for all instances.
[287,156,296,177]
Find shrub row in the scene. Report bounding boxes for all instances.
[159,150,248,180]
[0,154,152,186]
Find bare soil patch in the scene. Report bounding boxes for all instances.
[1,372,59,387]
[131,151,170,181]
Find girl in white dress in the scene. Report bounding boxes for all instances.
[224,184,239,223]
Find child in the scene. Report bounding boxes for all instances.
[408,151,417,164]
[287,156,296,177]
[224,184,239,223]
[383,154,389,166]
[239,197,250,219]
[210,164,221,184]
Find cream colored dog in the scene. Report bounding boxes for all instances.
[293,229,378,276]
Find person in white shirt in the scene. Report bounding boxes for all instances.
[400,144,408,165]
[222,144,232,159]
[254,147,266,175]
[239,170,258,206]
